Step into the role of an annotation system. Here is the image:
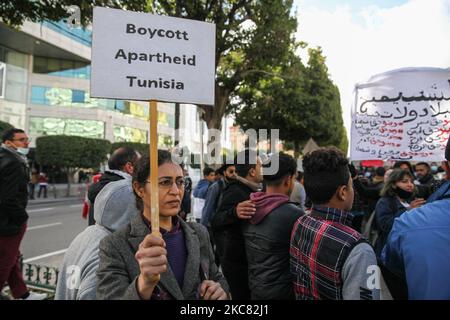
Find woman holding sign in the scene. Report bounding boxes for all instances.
[96,151,229,300]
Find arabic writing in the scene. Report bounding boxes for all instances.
[352,83,450,161]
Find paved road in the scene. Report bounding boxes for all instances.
[21,198,87,269]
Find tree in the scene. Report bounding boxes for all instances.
[0,1,147,27]
[233,47,347,156]
[36,135,110,196]
[0,120,13,134]
[299,48,346,150]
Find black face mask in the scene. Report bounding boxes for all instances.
[395,187,413,200]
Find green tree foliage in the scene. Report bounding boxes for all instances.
[0,120,14,135]
[0,1,145,27]
[234,47,347,156]
[301,48,345,149]
[36,135,110,195]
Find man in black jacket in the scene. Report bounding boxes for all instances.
[211,149,262,300]
[242,153,305,299]
[0,128,46,299]
[88,147,139,225]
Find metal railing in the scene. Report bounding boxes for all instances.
[2,256,58,299]
[20,257,59,291]
[19,256,58,299]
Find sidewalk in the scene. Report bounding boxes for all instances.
[28,183,89,205]
[27,196,81,206]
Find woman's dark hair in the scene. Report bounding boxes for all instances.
[380,168,416,197]
[132,150,179,212]
[303,147,350,204]
[263,152,297,186]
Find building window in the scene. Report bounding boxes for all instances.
[115,100,125,111]
[0,62,5,98]
[33,56,90,79]
[31,86,47,104]
[29,117,104,139]
[29,85,147,120]
[0,46,28,103]
[114,126,148,143]
[72,89,85,103]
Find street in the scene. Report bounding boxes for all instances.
[21,198,87,269]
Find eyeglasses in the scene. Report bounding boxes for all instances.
[13,137,31,142]
[146,178,186,189]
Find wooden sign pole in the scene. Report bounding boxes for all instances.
[149,100,161,238]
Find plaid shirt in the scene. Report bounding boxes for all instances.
[290,205,366,300]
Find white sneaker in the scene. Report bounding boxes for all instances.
[22,292,48,300]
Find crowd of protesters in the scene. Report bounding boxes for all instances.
[2,126,450,300]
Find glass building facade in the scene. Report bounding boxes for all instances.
[113,126,148,143]
[0,45,28,103]
[33,56,90,79]
[29,116,104,139]
[41,20,92,47]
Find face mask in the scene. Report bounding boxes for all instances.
[17,147,29,156]
[431,166,438,172]
[395,187,413,200]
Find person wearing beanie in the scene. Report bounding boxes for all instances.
[382,136,450,299]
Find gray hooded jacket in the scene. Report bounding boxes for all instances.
[55,177,138,300]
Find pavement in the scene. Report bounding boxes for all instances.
[28,196,82,206]
[27,183,89,205]
[23,197,87,268]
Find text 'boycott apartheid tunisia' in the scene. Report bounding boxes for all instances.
[90,6,215,105]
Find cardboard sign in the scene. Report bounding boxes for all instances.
[350,67,450,161]
[91,7,216,105]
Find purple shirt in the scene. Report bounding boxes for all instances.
[142,215,187,289]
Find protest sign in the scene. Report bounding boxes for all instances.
[91,6,216,239]
[350,67,450,161]
[91,6,215,105]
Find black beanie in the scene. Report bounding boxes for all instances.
[446,135,450,161]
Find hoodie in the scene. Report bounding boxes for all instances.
[55,178,138,300]
[242,192,304,299]
[249,192,289,225]
[193,179,211,199]
[87,170,131,226]
[192,179,212,220]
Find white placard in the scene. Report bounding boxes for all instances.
[350,67,450,161]
[90,7,215,105]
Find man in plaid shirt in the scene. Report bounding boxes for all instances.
[290,147,389,300]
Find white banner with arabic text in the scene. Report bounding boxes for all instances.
[350,67,450,161]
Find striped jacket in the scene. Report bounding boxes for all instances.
[290,206,367,300]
